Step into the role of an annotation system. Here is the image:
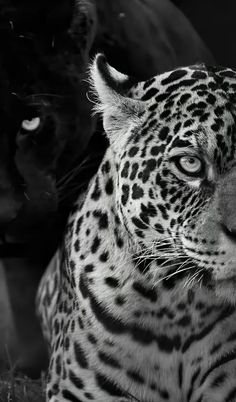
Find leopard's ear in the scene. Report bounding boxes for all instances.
[90,54,144,144]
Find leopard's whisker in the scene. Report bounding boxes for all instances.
[155,264,197,285]
[183,268,205,288]
[131,253,187,262]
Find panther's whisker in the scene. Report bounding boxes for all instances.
[58,182,88,203]
[25,93,66,99]
[56,156,97,187]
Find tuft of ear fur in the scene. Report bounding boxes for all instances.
[90,54,144,144]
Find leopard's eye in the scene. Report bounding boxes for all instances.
[21,117,41,131]
[171,155,204,177]
[179,156,202,174]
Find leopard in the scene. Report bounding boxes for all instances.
[37,54,236,402]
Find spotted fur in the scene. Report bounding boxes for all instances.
[37,55,236,402]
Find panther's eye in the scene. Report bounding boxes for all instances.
[21,117,41,131]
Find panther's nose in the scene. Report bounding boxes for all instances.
[0,192,20,226]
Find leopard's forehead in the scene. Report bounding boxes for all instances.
[138,65,236,99]
[126,65,236,172]
[131,65,236,115]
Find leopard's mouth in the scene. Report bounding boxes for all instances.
[213,275,236,284]
[179,237,236,288]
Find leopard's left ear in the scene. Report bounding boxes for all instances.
[90,54,144,144]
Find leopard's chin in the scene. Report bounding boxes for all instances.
[214,277,236,305]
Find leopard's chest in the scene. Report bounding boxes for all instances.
[52,183,236,401]
[59,256,236,401]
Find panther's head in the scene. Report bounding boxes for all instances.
[0,0,97,254]
[92,54,236,304]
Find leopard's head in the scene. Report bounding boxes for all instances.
[92,54,236,304]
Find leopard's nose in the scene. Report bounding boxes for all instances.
[221,223,236,242]
[219,167,236,240]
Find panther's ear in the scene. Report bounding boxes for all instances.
[90,54,144,144]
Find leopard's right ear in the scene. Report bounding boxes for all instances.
[90,54,144,144]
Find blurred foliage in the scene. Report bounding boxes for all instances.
[0,372,45,402]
